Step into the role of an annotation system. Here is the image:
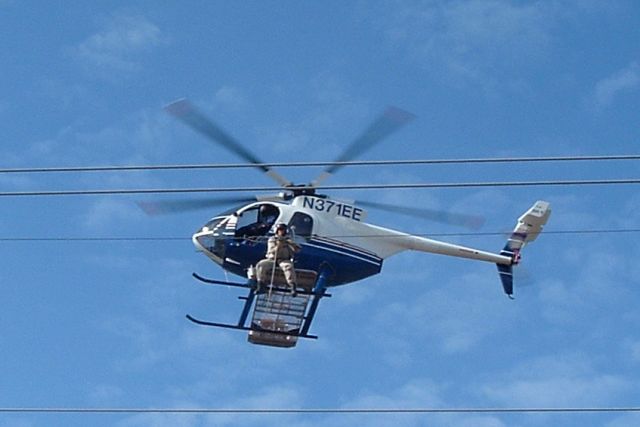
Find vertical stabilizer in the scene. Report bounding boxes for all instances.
[497,201,551,297]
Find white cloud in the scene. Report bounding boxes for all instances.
[347,379,443,407]
[374,0,620,97]
[593,61,640,109]
[82,198,145,231]
[305,379,509,427]
[113,384,307,427]
[606,413,640,427]
[486,375,628,407]
[370,269,515,356]
[628,341,640,363]
[375,0,554,88]
[74,14,163,72]
[330,278,378,306]
[0,174,35,192]
[88,384,125,405]
[14,102,173,171]
[10,105,178,229]
[116,412,200,427]
[0,420,36,427]
[258,74,370,158]
[214,86,248,111]
[480,353,631,407]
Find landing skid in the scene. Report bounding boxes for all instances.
[192,272,251,289]
[188,269,329,347]
[185,314,318,339]
[191,271,331,297]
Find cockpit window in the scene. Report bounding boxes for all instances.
[199,204,246,234]
[288,212,313,240]
[235,204,280,238]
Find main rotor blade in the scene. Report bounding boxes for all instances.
[357,200,485,230]
[165,99,292,187]
[310,106,416,187]
[137,196,257,215]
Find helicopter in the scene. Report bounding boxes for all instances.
[145,99,551,348]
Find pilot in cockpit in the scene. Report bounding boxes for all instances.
[257,204,279,233]
[236,204,279,238]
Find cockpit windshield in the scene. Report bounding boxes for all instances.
[235,203,280,238]
[202,217,225,232]
[199,204,247,234]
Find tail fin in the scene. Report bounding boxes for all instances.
[497,201,551,298]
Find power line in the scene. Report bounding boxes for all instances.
[0,237,188,242]
[1,154,639,174]
[2,178,640,197]
[1,406,639,414]
[1,228,639,242]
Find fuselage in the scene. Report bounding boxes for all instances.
[192,195,514,287]
[192,196,385,286]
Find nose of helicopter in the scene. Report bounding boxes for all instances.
[191,215,234,264]
[192,229,226,265]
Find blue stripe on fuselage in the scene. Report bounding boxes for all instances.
[308,237,382,264]
[219,236,382,286]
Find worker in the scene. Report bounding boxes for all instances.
[264,223,301,296]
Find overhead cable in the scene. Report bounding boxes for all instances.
[2,178,640,197]
[1,406,639,414]
[1,154,640,174]
[1,228,640,242]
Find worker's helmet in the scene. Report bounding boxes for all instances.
[276,222,288,232]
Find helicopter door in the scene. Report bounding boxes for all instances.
[288,212,313,241]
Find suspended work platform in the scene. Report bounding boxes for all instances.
[248,290,310,347]
[187,264,329,348]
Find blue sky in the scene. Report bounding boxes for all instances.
[1,1,640,426]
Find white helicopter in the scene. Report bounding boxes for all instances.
[146,99,551,348]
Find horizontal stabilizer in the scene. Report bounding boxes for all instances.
[504,200,551,256]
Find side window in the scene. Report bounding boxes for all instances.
[288,212,313,240]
